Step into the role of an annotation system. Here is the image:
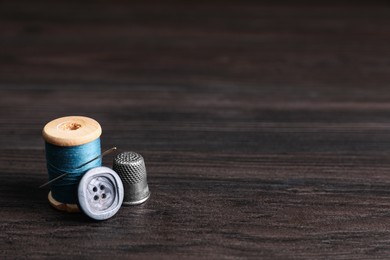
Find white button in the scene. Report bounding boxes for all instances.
[78,166,124,220]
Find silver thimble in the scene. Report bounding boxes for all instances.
[113,151,150,205]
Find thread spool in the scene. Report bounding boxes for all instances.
[42,116,102,212]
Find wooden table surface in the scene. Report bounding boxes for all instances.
[2,1,390,258]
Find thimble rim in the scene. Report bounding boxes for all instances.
[122,192,150,206]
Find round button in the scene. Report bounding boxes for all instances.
[78,166,124,220]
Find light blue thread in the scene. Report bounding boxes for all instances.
[45,138,102,204]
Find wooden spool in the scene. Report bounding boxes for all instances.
[42,116,102,213]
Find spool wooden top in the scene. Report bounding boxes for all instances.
[42,116,102,146]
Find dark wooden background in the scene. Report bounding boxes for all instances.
[2,0,390,258]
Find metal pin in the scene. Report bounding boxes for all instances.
[75,147,117,170]
[39,147,117,188]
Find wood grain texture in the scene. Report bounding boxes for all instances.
[1,0,390,259]
[43,116,102,146]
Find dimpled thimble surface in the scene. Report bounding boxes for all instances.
[113,151,150,205]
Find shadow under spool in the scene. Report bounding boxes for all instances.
[42,116,102,213]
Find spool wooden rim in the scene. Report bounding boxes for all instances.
[48,192,80,213]
[42,116,102,146]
